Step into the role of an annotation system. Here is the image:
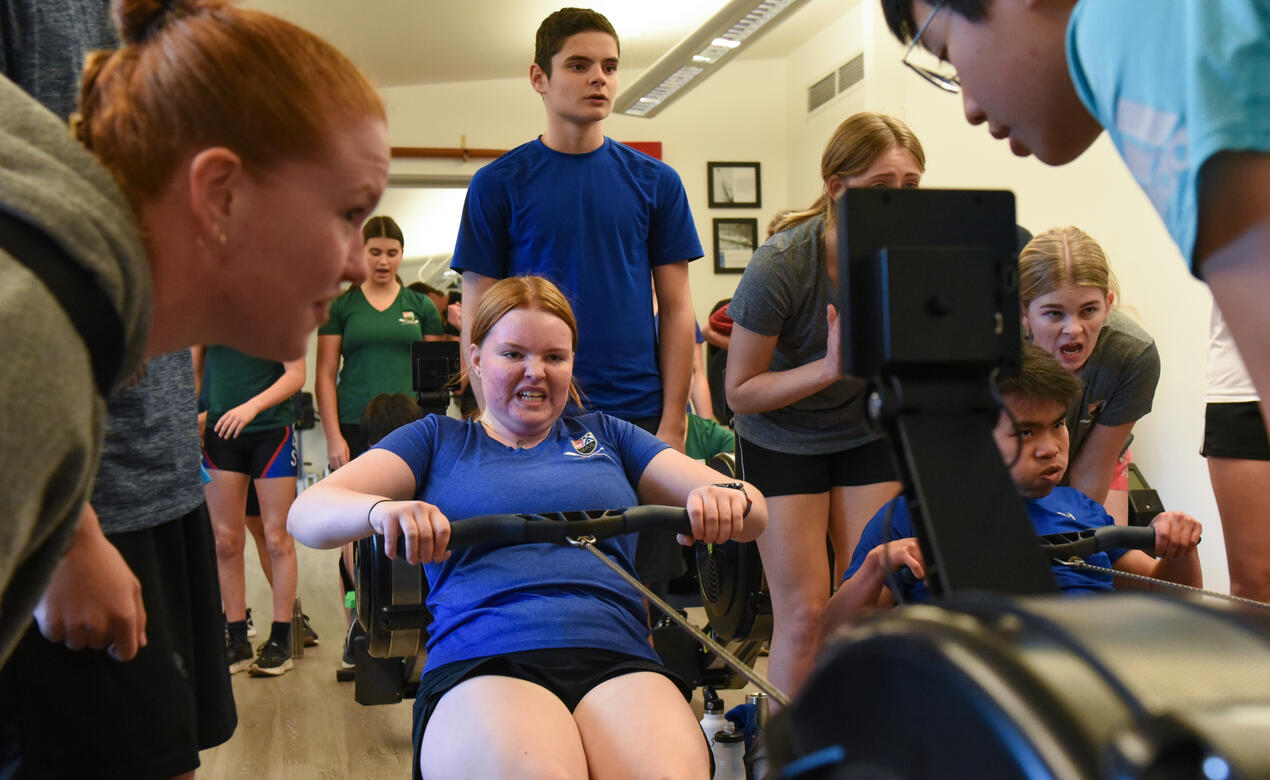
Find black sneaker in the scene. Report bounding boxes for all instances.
[301,613,319,647]
[248,639,294,677]
[245,607,257,638]
[340,621,364,670]
[227,637,254,674]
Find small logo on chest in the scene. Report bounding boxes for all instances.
[399,311,419,325]
[566,431,601,457]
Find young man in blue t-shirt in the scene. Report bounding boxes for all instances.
[877,0,1270,437]
[452,8,705,590]
[451,8,703,449]
[826,345,1203,622]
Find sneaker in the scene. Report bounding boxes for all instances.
[340,621,364,670]
[227,638,254,674]
[245,607,257,638]
[301,613,319,647]
[248,639,294,677]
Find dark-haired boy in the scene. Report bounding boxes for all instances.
[452,8,704,588]
[825,345,1202,622]
[876,0,1270,435]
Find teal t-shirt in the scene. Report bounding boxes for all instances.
[204,345,293,432]
[1067,0,1270,273]
[318,285,443,423]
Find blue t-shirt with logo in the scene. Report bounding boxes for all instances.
[451,138,703,419]
[374,412,669,671]
[1067,0,1270,273]
[843,487,1128,600]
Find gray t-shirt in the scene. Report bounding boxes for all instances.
[92,351,205,534]
[1067,308,1161,459]
[727,215,875,454]
[0,0,116,121]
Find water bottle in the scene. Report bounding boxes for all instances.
[746,691,770,780]
[700,693,728,751]
[712,723,747,780]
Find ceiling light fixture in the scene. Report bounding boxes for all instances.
[615,0,813,118]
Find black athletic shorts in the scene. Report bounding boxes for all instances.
[411,647,688,780]
[1202,401,1270,460]
[203,424,296,478]
[341,422,370,460]
[0,504,237,779]
[737,435,898,497]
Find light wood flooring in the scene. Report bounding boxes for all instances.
[197,542,414,779]
[196,539,764,778]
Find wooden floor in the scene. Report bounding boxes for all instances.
[197,539,762,778]
[198,542,415,779]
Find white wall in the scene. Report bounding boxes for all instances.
[379,59,789,322]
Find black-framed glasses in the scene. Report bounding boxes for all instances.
[903,1,961,93]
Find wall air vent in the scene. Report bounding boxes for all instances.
[837,54,864,93]
[807,72,836,112]
[806,53,866,115]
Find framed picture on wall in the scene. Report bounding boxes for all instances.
[707,162,761,208]
[713,218,759,274]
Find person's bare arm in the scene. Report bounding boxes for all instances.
[214,357,305,439]
[190,345,205,396]
[1197,151,1270,435]
[1066,422,1133,506]
[1112,511,1203,589]
[822,538,924,632]
[702,318,730,350]
[636,448,767,544]
[34,504,146,661]
[316,334,347,470]
[689,341,714,420]
[725,307,841,415]
[651,263,695,452]
[288,448,453,566]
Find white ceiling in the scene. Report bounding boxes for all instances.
[243,0,853,88]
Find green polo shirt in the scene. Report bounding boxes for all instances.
[685,413,736,463]
[318,285,443,423]
[204,345,293,432]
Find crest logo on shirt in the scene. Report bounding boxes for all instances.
[1082,400,1106,424]
[566,431,601,457]
[399,311,418,325]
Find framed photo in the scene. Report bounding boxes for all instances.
[713,218,759,274]
[708,162,761,208]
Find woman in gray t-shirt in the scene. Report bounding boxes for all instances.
[1019,226,1161,525]
[725,112,924,699]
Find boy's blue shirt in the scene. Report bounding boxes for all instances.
[843,487,1129,600]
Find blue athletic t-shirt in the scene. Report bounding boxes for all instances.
[843,487,1128,600]
[1067,0,1270,274]
[451,138,703,419]
[374,412,669,671]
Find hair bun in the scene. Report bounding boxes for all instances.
[112,0,220,45]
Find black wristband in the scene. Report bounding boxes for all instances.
[712,482,752,517]
[367,498,392,530]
